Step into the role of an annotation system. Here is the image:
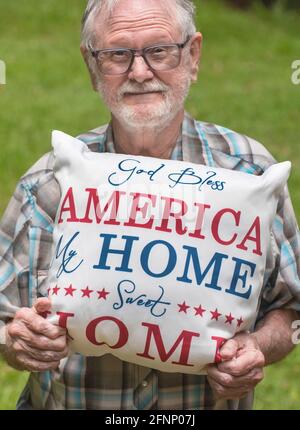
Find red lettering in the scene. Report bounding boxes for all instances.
[189,203,211,239]
[57,188,261,257]
[124,193,157,229]
[137,322,199,367]
[86,316,128,349]
[56,311,75,329]
[212,208,240,245]
[155,197,188,235]
[79,189,124,225]
[211,335,226,363]
[58,187,80,224]
[236,216,262,256]
[40,310,52,319]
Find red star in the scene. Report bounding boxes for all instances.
[237,317,244,328]
[81,286,94,298]
[64,284,76,296]
[210,308,222,321]
[225,313,235,325]
[194,305,206,317]
[178,301,190,314]
[52,285,60,295]
[97,288,110,300]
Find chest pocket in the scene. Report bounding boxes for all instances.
[28,226,53,305]
[37,269,50,298]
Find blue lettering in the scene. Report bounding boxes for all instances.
[141,240,177,278]
[177,247,228,291]
[55,232,84,278]
[225,257,255,299]
[93,234,139,272]
[108,158,165,186]
[113,280,171,317]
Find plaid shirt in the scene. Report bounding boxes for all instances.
[0,112,299,410]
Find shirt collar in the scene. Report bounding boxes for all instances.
[103,114,200,163]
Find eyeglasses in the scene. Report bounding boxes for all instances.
[89,36,191,76]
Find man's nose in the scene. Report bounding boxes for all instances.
[127,55,154,83]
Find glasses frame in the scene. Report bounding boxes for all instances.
[89,36,192,76]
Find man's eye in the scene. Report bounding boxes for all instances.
[151,47,167,54]
[114,51,127,56]
[110,51,130,61]
[148,47,168,58]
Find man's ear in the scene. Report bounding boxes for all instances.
[189,32,202,82]
[80,45,99,92]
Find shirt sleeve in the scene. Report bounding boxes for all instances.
[257,184,300,320]
[0,181,31,322]
[0,164,57,325]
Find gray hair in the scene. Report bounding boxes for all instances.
[81,0,197,48]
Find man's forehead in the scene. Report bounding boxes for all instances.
[93,0,180,43]
[97,0,176,24]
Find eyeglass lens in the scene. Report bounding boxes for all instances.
[97,45,181,75]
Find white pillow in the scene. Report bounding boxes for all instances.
[45,130,290,374]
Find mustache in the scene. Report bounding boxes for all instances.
[118,81,169,98]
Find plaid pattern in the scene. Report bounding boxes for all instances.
[1,112,299,410]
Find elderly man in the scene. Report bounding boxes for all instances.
[0,0,299,410]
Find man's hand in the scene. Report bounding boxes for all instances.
[4,298,69,372]
[207,332,265,400]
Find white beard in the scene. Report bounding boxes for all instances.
[97,75,191,130]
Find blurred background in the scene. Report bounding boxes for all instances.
[0,0,299,410]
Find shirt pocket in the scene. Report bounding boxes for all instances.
[36,269,50,299]
[28,225,53,304]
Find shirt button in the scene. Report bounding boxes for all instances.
[142,380,148,388]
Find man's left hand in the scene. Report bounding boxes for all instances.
[207,332,265,400]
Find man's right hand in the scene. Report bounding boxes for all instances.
[4,297,69,372]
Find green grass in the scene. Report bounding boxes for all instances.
[0,0,300,409]
[254,347,300,410]
[0,358,28,410]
